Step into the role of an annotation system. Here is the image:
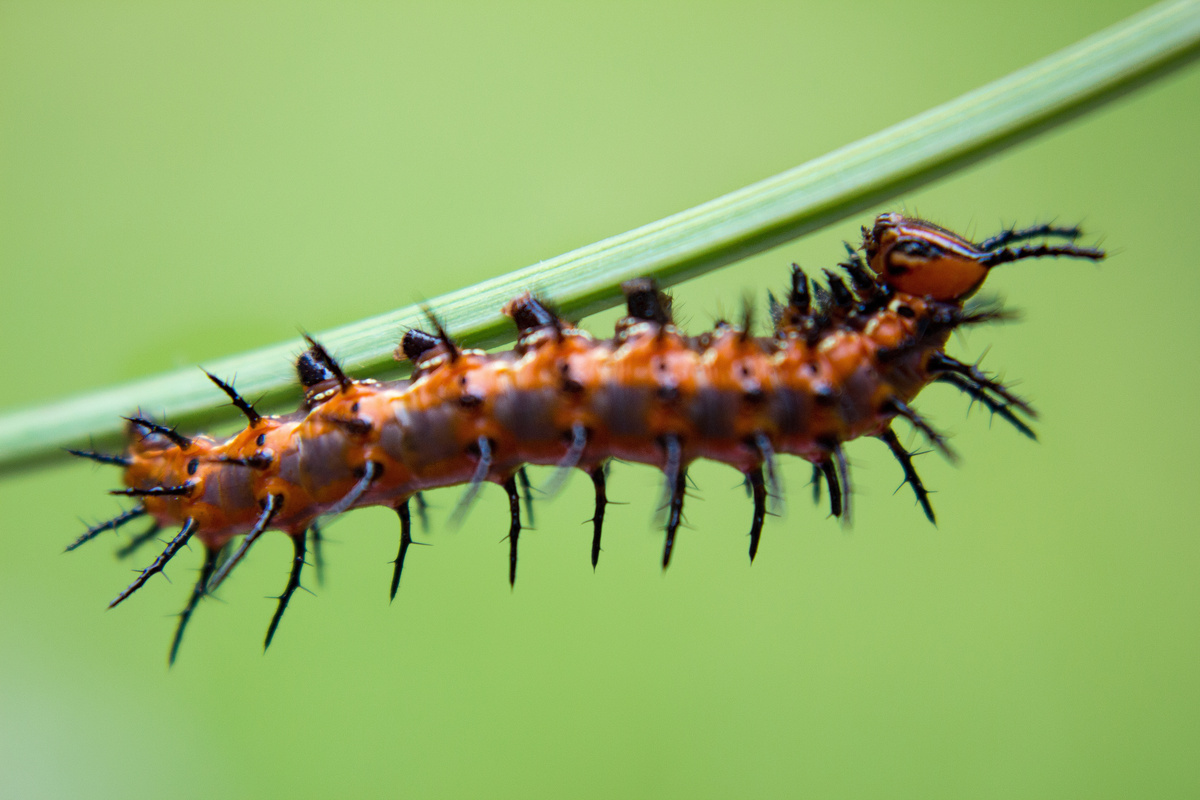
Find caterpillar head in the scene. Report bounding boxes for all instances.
[863,213,989,302]
[864,213,1105,301]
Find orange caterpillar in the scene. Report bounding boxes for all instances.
[68,213,1103,662]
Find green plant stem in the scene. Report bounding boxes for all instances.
[2,0,1198,474]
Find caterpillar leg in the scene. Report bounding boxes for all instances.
[412,493,430,533]
[449,437,493,526]
[588,465,607,569]
[264,531,308,652]
[818,460,842,519]
[168,547,218,666]
[516,467,536,528]
[753,433,782,514]
[833,444,852,524]
[543,422,588,497]
[108,518,198,609]
[877,427,936,524]
[503,475,522,587]
[324,461,380,518]
[309,522,325,586]
[815,444,853,523]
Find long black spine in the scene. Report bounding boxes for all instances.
[390,500,413,601]
[516,467,536,527]
[207,495,282,592]
[115,521,161,560]
[168,548,218,666]
[264,532,308,651]
[309,523,325,586]
[203,370,262,425]
[662,434,687,570]
[504,475,521,587]
[819,460,841,518]
[878,427,936,524]
[747,465,767,562]
[66,506,146,552]
[588,466,607,569]
[108,518,198,609]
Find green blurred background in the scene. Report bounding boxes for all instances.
[2,1,1198,797]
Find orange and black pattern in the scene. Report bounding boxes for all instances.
[68,213,1104,662]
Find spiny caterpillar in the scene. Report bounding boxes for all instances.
[68,213,1104,663]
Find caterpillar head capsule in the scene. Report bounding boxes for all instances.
[864,213,991,301]
[863,213,1105,301]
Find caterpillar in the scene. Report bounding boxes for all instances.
[67,213,1104,663]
